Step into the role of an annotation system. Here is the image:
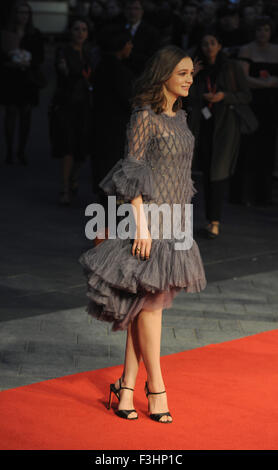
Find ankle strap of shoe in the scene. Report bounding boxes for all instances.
[119,377,134,391]
[145,381,165,396]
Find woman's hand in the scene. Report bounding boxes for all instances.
[132,226,152,260]
[130,194,152,260]
[193,57,203,76]
[203,91,225,103]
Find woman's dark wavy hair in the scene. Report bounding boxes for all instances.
[131,45,192,114]
[192,27,228,74]
[6,0,34,35]
[68,16,92,35]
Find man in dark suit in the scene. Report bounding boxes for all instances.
[121,0,161,75]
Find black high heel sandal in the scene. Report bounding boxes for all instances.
[107,377,138,420]
[144,381,173,423]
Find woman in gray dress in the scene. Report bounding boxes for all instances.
[79,45,207,423]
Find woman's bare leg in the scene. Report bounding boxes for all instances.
[114,316,141,418]
[136,308,172,422]
[114,308,172,422]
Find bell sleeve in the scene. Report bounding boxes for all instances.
[99,107,155,202]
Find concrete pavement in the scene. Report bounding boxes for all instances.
[1,270,278,391]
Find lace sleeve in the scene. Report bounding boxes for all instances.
[125,108,152,161]
[99,107,155,202]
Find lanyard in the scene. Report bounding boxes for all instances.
[82,66,91,81]
[206,76,216,109]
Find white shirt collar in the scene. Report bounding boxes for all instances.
[126,20,141,36]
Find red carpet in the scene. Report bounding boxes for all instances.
[1,329,278,450]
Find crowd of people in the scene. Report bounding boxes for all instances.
[1,0,278,239]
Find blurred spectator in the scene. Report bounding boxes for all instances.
[186,28,251,238]
[139,0,157,26]
[88,0,107,39]
[106,0,124,22]
[90,25,134,232]
[230,15,278,206]
[198,1,218,30]
[216,4,247,57]
[172,1,204,52]
[239,1,257,43]
[75,0,91,17]
[167,0,183,14]
[120,0,161,75]
[0,0,45,165]
[253,0,265,16]
[49,17,94,205]
[146,1,174,46]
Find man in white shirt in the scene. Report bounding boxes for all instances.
[125,0,144,36]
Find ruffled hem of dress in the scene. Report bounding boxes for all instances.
[79,237,207,331]
[98,155,155,202]
[85,276,207,332]
[79,238,206,294]
[85,285,183,331]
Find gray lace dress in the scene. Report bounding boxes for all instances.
[79,105,207,331]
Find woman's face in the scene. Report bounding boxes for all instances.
[16,4,30,27]
[163,57,194,99]
[201,35,222,62]
[71,21,88,45]
[255,24,271,44]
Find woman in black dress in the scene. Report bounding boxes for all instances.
[0,0,44,165]
[187,29,251,238]
[231,16,278,206]
[50,17,93,205]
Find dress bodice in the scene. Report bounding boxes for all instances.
[126,105,196,206]
[100,105,196,240]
